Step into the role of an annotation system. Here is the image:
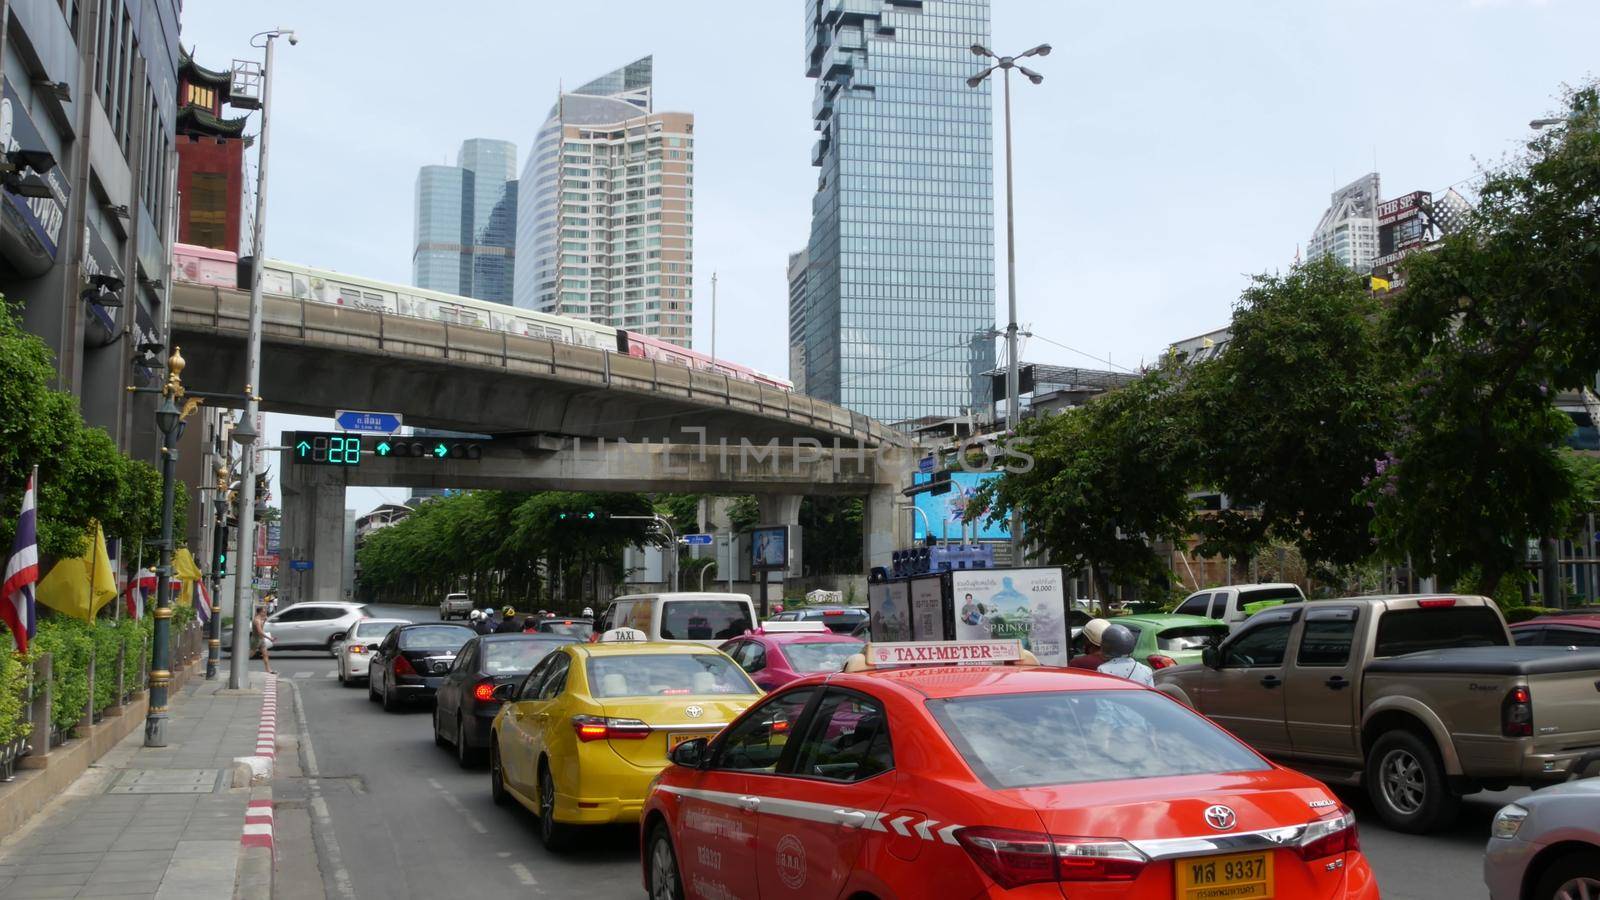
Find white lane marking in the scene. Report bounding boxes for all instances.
[287,680,357,900]
[510,862,538,886]
[913,819,939,841]
[937,823,963,845]
[326,671,337,679]
[295,670,312,679]
[427,776,488,834]
[497,852,512,859]
[889,815,914,837]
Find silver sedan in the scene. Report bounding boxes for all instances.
[1486,753,1600,900]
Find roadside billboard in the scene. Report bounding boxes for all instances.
[951,568,1069,666]
[1375,191,1431,269]
[867,579,912,642]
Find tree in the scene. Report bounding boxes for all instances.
[1371,82,1600,594]
[970,361,1197,595]
[1187,256,1400,571]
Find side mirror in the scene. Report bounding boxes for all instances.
[670,737,709,769]
[331,632,346,643]
[365,643,380,652]
[490,683,516,702]
[1201,646,1221,669]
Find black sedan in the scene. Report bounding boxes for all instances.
[431,633,577,766]
[368,623,476,712]
[532,616,593,640]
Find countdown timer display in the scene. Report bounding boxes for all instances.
[290,431,363,466]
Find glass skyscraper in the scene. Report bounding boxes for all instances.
[412,138,518,303]
[799,0,997,425]
[514,57,695,344]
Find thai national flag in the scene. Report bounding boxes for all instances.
[195,580,212,628]
[1,473,39,654]
[126,569,156,620]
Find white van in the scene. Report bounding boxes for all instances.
[1173,582,1305,629]
[595,593,759,646]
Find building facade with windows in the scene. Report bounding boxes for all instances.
[799,0,997,425]
[1,0,181,462]
[1306,172,1381,274]
[412,137,517,303]
[786,249,808,394]
[513,56,694,345]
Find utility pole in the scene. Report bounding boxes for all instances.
[230,29,296,689]
[710,271,718,363]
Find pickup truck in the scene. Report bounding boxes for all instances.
[1155,594,1600,833]
[438,592,473,621]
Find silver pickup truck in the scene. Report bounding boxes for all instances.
[438,592,473,620]
[1155,595,1600,833]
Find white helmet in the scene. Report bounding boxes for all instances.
[468,609,484,622]
[582,606,594,617]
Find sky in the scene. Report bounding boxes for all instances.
[179,0,1598,515]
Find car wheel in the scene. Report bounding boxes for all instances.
[456,715,477,769]
[381,678,400,713]
[1366,730,1458,833]
[326,635,341,657]
[646,823,686,900]
[489,740,508,807]
[1533,850,1600,900]
[537,763,573,851]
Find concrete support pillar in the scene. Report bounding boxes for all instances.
[862,482,900,576]
[280,461,347,604]
[757,494,804,579]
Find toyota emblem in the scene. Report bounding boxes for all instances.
[1204,805,1237,831]
[685,705,704,719]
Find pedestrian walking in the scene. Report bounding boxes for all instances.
[251,604,274,675]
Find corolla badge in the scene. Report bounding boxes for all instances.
[685,705,704,719]
[1204,805,1237,831]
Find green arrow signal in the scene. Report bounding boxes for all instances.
[376,441,392,456]
[433,443,448,458]
[295,440,311,455]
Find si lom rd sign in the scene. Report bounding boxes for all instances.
[334,410,402,434]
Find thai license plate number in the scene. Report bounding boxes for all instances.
[1176,851,1273,900]
[666,733,699,752]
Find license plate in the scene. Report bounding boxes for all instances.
[666,733,699,753]
[1176,852,1274,900]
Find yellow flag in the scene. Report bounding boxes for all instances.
[36,522,119,622]
[1370,275,1391,293]
[173,548,204,610]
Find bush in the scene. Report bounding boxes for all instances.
[1504,606,1563,624]
[0,649,30,747]
[29,617,92,735]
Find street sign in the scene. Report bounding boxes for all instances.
[289,559,313,571]
[334,410,403,434]
[681,533,714,546]
[918,456,936,473]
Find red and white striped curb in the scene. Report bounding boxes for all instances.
[255,674,278,758]
[241,798,274,850]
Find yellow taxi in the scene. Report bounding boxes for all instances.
[487,630,763,849]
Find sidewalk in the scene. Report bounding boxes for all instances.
[0,669,273,900]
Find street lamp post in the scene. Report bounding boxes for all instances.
[205,463,229,680]
[147,348,199,747]
[968,41,1048,562]
[230,28,295,690]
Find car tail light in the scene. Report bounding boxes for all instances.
[1297,809,1359,860]
[1148,654,1177,670]
[570,714,652,742]
[473,681,497,702]
[348,645,364,654]
[1417,598,1457,609]
[1502,685,1534,737]
[393,655,416,676]
[823,610,844,616]
[956,828,1147,888]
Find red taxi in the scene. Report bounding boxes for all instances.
[640,639,1378,900]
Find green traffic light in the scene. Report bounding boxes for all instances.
[376,441,392,456]
[586,511,596,520]
[295,440,311,455]
[434,443,448,458]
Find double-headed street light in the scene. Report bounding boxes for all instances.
[147,348,200,747]
[969,41,1048,561]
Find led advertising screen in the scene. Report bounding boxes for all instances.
[750,526,788,570]
[912,471,1009,541]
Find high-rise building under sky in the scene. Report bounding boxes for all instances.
[1306,173,1381,274]
[515,57,694,344]
[413,138,518,302]
[798,0,997,424]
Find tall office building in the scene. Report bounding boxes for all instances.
[412,138,518,303]
[1306,173,1381,274]
[514,56,694,344]
[786,250,808,394]
[800,0,997,425]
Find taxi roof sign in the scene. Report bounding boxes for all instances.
[843,639,1038,672]
[599,626,648,643]
[756,621,830,634]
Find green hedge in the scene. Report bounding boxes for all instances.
[1504,606,1564,623]
[16,614,156,738]
[0,649,29,747]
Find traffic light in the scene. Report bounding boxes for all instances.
[215,549,227,577]
[928,470,953,496]
[383,438,483,460]
[555,510,601,523]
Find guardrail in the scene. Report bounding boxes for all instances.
[171,284,904,448]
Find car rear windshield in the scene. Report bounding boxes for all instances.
[660,600,752,641]
[1374,606,1509,657]
[1157,625,1229,652]
[398,626,474,650]
[1234,587,1302,612]
[537,620,593,638]
[483,639,568,674]
[587,654,756,698]
[782,640,865,673]
[931,690,1269,789]
[351,620,400,640]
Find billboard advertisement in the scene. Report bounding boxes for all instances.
[750,526,788,569]
[912,471,1009,541]
[909,576,944,641]
[868,580,912,642]
[951,568,1069,666]
[1376,191,1432,267]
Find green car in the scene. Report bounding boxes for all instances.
[1079,614,1230,671]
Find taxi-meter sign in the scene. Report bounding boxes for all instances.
[599,627,647,643]
[869,640,1023,666]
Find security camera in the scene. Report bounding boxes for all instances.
[285,31,299,45]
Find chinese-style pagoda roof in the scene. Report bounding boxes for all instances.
[178,46,233,93]
[177,105,248,139]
